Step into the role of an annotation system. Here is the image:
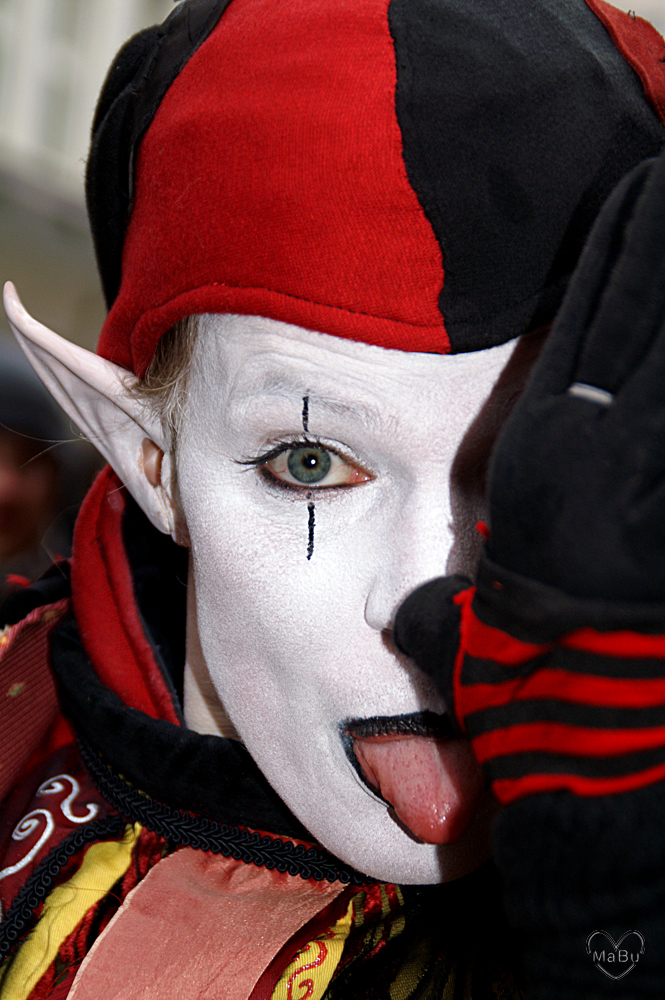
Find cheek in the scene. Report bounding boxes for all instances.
[182,476,431,734]
[183,476,372,672]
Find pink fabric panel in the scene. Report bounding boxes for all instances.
[70,846,346,999]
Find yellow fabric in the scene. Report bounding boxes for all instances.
[0,824,140,1000]
[271,898,355,1000]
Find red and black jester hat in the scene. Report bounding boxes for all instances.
[87,0,665,377]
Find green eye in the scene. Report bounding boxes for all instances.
[256,441,373,490]
[287,446,332,484]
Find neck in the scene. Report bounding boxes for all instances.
[183,564,241,740]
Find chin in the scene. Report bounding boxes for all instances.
[304,788,497,886]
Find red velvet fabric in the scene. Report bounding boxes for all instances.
[97,0,448,376]
[584,0,665,125]
[70,467,180,723]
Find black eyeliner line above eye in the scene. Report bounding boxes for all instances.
[235,436,322,468]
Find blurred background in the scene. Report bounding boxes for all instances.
[0,0,171,599]
[0,0,172,353]
[0,0,663,596]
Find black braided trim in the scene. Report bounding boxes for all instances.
[79,738,372,887]
[0,815,127,960]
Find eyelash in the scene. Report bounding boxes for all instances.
[238,436,372,493]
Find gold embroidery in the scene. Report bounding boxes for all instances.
[271,899,354,1000]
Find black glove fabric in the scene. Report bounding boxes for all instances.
[396,148,665,804]
[394,147,665,998]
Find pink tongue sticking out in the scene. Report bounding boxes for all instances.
[352,735,484,844]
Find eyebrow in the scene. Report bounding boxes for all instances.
[234,369,396,436]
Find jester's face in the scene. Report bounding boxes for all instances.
[173,313,526,882]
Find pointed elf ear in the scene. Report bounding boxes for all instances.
[3,282,177,537]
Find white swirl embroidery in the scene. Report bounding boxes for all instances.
[0,773,99,917]
[0,809,55,886]
[37,774,99,824]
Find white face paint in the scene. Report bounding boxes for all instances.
[176,314,527,883]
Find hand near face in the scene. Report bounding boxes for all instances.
[487,149,665,606]
[396,148,665,800]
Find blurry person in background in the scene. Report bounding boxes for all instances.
[0,342,101,602]
[0,344,68,601]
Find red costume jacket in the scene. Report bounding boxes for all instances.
[0,468,517,999]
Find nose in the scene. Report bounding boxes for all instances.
[363,499,457,632]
